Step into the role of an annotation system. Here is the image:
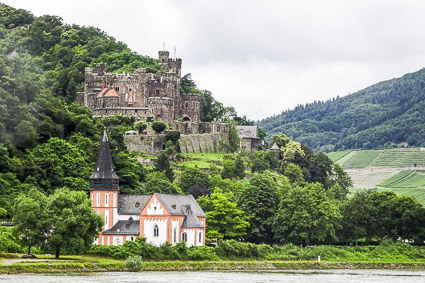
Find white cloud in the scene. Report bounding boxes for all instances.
[4,0,425,120]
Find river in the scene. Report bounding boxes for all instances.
[1,269,425,283]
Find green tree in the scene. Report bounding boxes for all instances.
[47,188,103,258]
[13,188,49,255]
[283,163,304,184]
[273,183,342,246]
[154,150,174,181]
[238,172,279,243]
[221,154,236,179]
[151,121,167,133]
[197,189,249,240]
[178,166,210,194]
[145,172,182,195]
[234,154,245,179]
[134,121,147,133]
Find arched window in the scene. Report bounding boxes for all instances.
[154,224,159,237]
[173,227,177,243]
[199,232,202,243]
[181,232,187,242]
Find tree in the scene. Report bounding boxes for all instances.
[178,166,210,194]
[151,121,167,133]
[154,150,174,181]
[197,189,249,240]
[283,163,304,184]
[221,155,236,179]
[47,188,103,258]
[228,125,240,153]
[145,172,182,195]
[273,183,341,246]
[13,188,49,255]
[134,121,147,133]
[238,172,279,243]
[234,154,245,179]
[250,150,279,173]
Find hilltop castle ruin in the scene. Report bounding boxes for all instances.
[77,51,200,124]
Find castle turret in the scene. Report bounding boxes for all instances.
[90,128,119,235]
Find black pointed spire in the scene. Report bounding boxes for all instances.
[90,128,119,190]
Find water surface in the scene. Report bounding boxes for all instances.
[1,269,425,283]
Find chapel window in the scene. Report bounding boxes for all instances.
[181,232,187,242]
[154,224,159,237]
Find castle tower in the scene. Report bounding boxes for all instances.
[90,128,119,235]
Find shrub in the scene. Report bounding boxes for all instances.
[187,246,219,261]
[0,227,21,253]
[125,255,143,271]
[151,121,167,133]
[165,130,181,145]
[134,121,147,133]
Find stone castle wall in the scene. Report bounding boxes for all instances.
[123,134,166,155]
[178,133,224,153]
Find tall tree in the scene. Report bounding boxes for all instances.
[238,172,279,244]
[197,189,249,240]
[13,188,49,255]
[273,183,341,246]
[47,188,103,258]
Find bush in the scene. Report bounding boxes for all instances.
[165,130,181,145]
[187,246,219,261]
[0,227,21,253]
[152,121,167,133]
[134,121,147,133]
[125,255,143,271]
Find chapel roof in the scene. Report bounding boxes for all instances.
[118,194,151,215]
[102,220,140,235]
[181,205,204,228]
[156,193,206,217]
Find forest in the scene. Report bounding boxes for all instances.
[259,68,425,152]
[1,3,425,260]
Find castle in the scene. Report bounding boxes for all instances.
[90,129,206,247]
[77,51,200,124]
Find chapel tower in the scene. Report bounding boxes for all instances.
[90,128,119,233]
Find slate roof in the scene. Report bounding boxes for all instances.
[270,143,280,150]
[118,194,151,215]
[236,125,259,139]
[102,220,140,235]
[89,128,119,190]
[156,193,206,217]
[181,205,204,228]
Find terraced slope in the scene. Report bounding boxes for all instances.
[370,148,425,167]
[342,150,382,169]
[377,170,414,187]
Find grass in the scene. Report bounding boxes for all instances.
[327,150,352,162]
[377,170,414,187]
[371,148,425,167]
[2,244,425,274]
[343,150,382,169]
[176,153,225,169]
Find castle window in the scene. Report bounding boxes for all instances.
[115,87,119,91]
[181,232,187,243]
[154,224,159,237]
[156,89,160,96]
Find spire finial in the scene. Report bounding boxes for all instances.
[103,127,108,142]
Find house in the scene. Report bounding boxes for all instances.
[89,129,206,247]
[236,125,262,153]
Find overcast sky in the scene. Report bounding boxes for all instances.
[4,0,425,120]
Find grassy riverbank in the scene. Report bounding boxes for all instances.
[2,254,425,274]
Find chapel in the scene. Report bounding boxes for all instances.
[90,129,206,246]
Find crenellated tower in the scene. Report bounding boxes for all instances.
[90,128,119,234]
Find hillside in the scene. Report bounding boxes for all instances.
[259,69,425,151]
[328,148,425,205]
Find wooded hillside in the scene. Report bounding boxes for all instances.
[259,69,425,151]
